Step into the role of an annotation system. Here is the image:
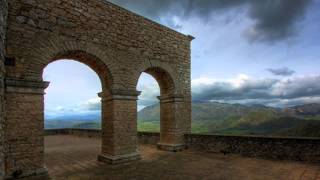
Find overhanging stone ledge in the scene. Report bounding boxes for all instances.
[157,94,184,103]
[5,78,49,94]
[98,89,141,101]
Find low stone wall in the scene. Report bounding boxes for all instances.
[45,129,101,138]
[45,129,160,144]
[185,134,320,163]
[44,129,320,163]
[137,132,160,145]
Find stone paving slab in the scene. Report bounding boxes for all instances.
[37,135,320,180]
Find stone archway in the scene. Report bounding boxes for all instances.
[0,0,193,178]
[4,50,116,177]
[137,66,187,151]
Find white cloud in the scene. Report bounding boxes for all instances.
[47,73,320,116]
[81,97,101,111]
[192,74,320,107]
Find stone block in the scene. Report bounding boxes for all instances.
[98,152,141,164]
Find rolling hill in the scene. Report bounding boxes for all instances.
[137,102,320,137]
[45,102,320,137]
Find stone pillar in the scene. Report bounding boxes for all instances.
[0,75,4,180]
[98,89,141,164]
[0,0,8,178]
[157,94,187,151]
[183,95,192,134]
[3,78,49,179]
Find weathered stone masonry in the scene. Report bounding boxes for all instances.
[44,129,320,163]
[0,0,8,179]
[1,0,192,178]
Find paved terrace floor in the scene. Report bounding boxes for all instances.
[38,135,320,180]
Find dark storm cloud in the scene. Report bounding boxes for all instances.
[192,78,277,101]
[213,97,320,108]
[108,0,312,42]
[108,0,245,19]
[245,0,312,42]
[267,67,295,76]
[192,75,320,107]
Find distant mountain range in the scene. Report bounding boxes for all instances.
[282,103,320,116]
[45,111,100,129]
[140,102,320,137]
[45,102,320,137]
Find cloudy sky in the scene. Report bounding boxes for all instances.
[44,0,320,117]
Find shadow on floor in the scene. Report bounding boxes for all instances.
[35,135,320,180]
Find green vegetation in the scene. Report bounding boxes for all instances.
[137,121,160,132]
[137,102,320,137]
[45,102,320,138]
[73,122,101,129]
[191,121,210,134]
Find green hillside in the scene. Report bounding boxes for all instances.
[137,102,320,137]
[137,102,280,134]
[275,120,320,137]
[45,102,320,138]
[138,104,160,122]
[73,122,101,129]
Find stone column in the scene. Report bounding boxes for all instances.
[3,78,49,179]
[98,89,141,164]
[157,94,187,151]
[0,0,8,178]
[0,73,4,179]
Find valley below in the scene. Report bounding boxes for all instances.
[45,102,320,138]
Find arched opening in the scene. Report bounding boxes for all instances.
[43,59,103,176]
[42,50,112,90]
[143,67,175,96]
[137,73,161,132]
[136,67,186,151]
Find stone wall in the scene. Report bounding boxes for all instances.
[5,1,193,140]
[44,129,160,144]
[3,0,192,177]
[138,132,160,145]
[45,129,101,138]
[185,134,320,163]
[44,129,320,163]
[0,0,7,178]
[4,89,47,177]
[6,0,192,92]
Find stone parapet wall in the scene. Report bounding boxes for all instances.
[185,134,320,163]
[0,0,7,178]
[45,129,101,138]
[45,129,160,144]
[45,129,320,163]
[138,132,160,145]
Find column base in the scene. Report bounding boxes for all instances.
[5,167,49,179]
[98,152,141,164]
[157,143,186,152]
